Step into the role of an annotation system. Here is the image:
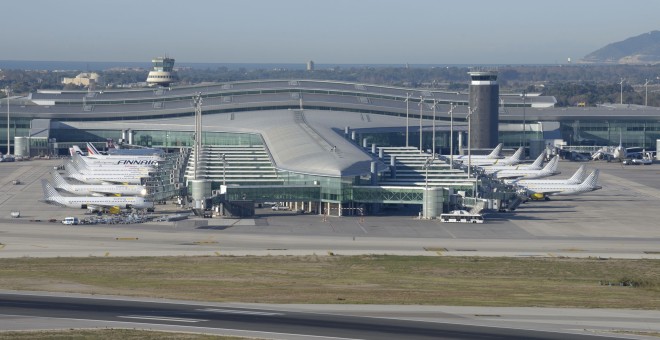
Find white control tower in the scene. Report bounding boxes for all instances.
[146,57,177,87]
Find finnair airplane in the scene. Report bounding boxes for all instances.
[480,151,545,173]
[514,164,587,186]
[492,155,560,180]
[51,170,147,197]
[41,179,154,211]
[70,153,154,173]
[445,143,505,161]
[518,169,601,199]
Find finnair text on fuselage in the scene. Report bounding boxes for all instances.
[116,159,159,166]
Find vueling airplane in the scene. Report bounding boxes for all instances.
[41,179,154,211]
[517,169,601,200]
[479,151,546,173]
[513,164,587,186]
[51,170,147,197]
[449,143,504,161]
[468,147,525,167]
[492,155,560,180]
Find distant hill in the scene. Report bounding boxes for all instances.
[582,30,660,64]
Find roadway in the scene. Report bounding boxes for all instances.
[0,291,651,340]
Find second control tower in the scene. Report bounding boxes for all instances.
[468,70,499,149]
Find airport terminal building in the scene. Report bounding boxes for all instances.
[3,77,660,216]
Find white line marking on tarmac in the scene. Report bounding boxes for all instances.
[198,308,283,316]
[118,315,207,323]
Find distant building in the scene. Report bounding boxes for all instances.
[306,60,314,71]
[61,72,100,87]
[146,57,177,87]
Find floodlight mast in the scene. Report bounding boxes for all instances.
[192,92,203,180]
[619,78,625,105]
[418,96,424,154]
[5,87,10,155]
[448,102,457,169]
[644,79,650,106]
[405,92,411,147]
[431,99,438,159]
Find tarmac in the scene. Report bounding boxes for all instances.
[0,158,659,259]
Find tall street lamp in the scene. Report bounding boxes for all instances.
[448,102,457,169]
[422,156,433,219]
[521,90,527,148]
[5,87,11,155]
[431,99,438,159]
[405,92,411,147]
[418,96,424,154]
[467,106,477,179]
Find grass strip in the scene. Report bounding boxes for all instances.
[0,255,658,308]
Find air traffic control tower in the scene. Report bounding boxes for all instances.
[146,57,177,87]
[468,70,499,149]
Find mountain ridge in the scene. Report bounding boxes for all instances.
[582,31,660,64]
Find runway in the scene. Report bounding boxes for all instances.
[0,291,646,340]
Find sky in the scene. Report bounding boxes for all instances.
[1,0,659,65]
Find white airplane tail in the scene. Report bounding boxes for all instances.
[529,152,545,169]
[71,145,85,156]
[41,179,62,201]
[577,169,600,190]
[51,170,72,190]
[505,147,524,165]
[86,142,99,156]
[486,143,504,159]
[541,155,559,174]
[566,165,587,184]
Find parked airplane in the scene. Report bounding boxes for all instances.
[72,145,163,162]
[591,131,626,162]
[514,164,587,186]
[492,155,560,180]
[444,143,505,161]
[64,162,146,185]
[518,169,601,200]
[51,170,147,197]
[41,179,154,211]
[70,153,154,173]
[478,148,542,171]
[464,147,525,167]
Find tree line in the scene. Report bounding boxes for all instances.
[1,64,659,107]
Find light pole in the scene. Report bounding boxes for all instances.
[431,99,437,159]
[619,78,624,105]
[467,106,477,179]
[645,79,650,106]
[405,92,411,147]
[418,96,424,154]
[448,102,457,169]
[521,90,527,148]
[5,87,10,155]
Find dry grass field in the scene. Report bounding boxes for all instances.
[0,255,658,308]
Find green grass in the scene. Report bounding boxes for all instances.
[0,255,658,308]
[0,329,255,340]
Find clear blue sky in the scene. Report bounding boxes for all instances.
[2,0,659,64]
